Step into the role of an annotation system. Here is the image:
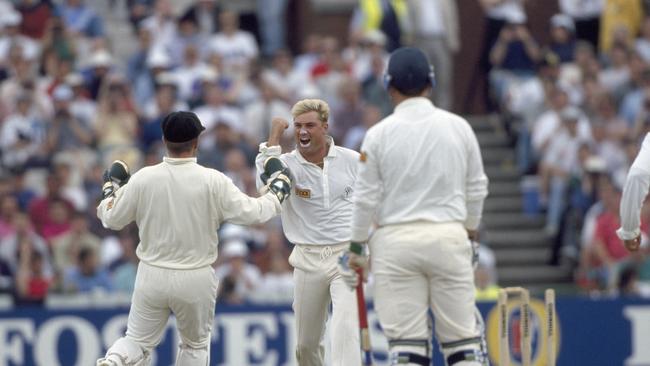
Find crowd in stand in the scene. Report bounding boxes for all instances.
[489,0,650,297]
[0,0,401,307]
[2,0,650,308]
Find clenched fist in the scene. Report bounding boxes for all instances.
[268,117,289,146]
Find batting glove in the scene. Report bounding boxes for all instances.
[337,241,368,290]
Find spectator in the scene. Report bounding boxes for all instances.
[181,0,220,36]
[559,0,603,49]
[197,120,255,171]
[45,85,94,156]
[407,0,459,110]
[294,34,321,75]
[600,0,643,53]
[192,83,241,135]
[0,11,40,64]
[16,0,54,40]
[51,211,101,273]
[41,16,76,64]
[139,0,176,53]
[360,53,391,117]
[63,246,113,293]
[255,0,288,57]
[108,228,139,295]
[215,239,262,304]
[475,245,499,301]
[342,104,381,151]
[209,10,258,76]
[84,49,113,100]
[93,76,139,158]
[58,0,104,39]
[548,14,577,63]
[0,213,53,280]
[331,78,365,144]
[66,72,97,129]
[635,16,650,62]
[591,178,639,291]
[0,195,19,239]
[261,49,310,103]
[172,15,207,65]
[28,173,74,237]
[14,244,50,305]
[489,16,541,108]
[0,92,48,169]
[242,78,292,144]
[171,44,210,102]
[349,0,408,52]
[539,106,591,237]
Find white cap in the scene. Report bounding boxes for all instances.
[560,105,583,122]
[89,50,113,68]
[584,155,607,173]
[221,239,249,258]
[219,223,249,242]
[146,50,172,69]
[363,29,387,46]
[550,14,575,33]
[155,71,177,86]
[2,11,22,27]
[200,68,219,83]
[505,11,526,25]
[52,85,73,101]
[65,73,84,86]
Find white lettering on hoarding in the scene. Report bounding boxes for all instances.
[34,316,100,366]
[0,319,33,366]
[624,306,650,366]
[219,313,279,366]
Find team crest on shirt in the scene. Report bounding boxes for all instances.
[295,187,311,198]
[359,151,367,163]
[106,198,114,210]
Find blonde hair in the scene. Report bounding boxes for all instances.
[291,99,330,123]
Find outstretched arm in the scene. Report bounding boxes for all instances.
[617,134,650,251]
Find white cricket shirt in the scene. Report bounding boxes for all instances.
[97,157,281,269]
[350,97,489,242]
[256,137,359,245]
[617,133,650,240]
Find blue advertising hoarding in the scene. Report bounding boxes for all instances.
[0,296,649,365]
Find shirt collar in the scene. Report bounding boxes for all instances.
[394,97,435,114]
[294,136,337,165]
[163,156,197,165]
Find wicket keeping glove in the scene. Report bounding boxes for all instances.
[337,241,368,290]
[261,157,292,204]
[102,160,130,199]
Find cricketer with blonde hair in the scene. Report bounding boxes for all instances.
[255,99,362,365]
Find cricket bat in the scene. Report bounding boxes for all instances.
[356,268,373,366]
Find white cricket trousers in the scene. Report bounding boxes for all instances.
[288,242,361,366]
[126,262,218,363]
[370,221,479,348]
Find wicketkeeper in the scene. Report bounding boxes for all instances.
[96,111,291,366]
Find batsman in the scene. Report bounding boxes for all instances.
[339,47,490,366]
[255,99,362,365]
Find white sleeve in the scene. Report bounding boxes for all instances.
[350,129,383,242]
[617,134,650,240]
[465,125,489,230]
[255,142,283,190]
[97,182,138,231]
[218,173,281,225]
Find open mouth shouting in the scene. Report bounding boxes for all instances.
[299,135,311,148]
